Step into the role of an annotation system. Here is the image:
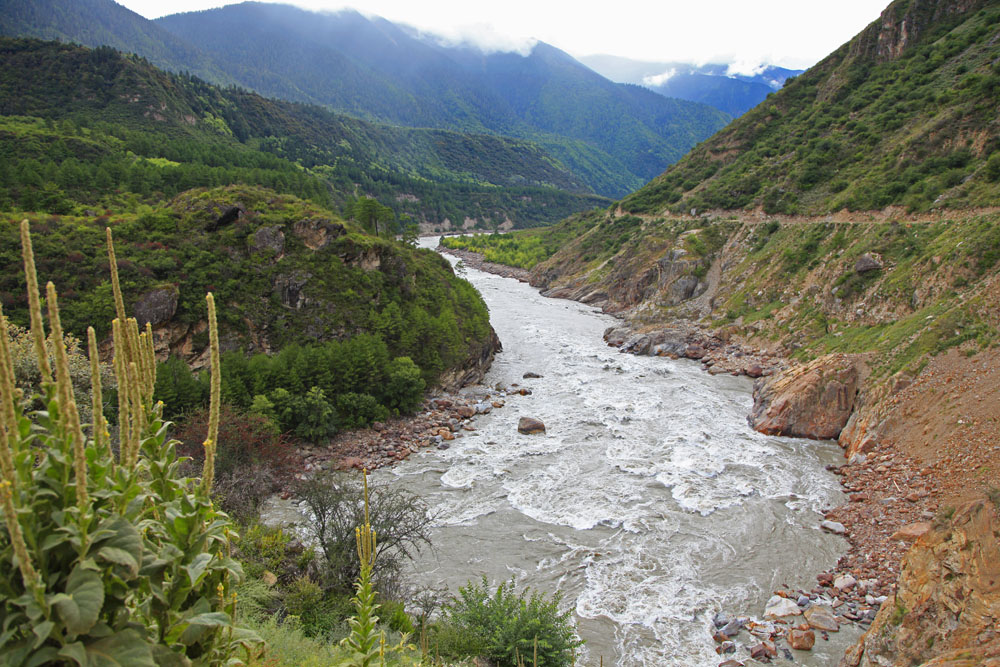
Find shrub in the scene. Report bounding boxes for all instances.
[295,472,433,595]
[173,404,293,521]
[443,577,583,667]
[335,392,390,430]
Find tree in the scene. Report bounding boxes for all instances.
[295,473,433,594]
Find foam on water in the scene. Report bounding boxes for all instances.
[381,240,854,665]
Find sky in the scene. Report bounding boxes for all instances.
[115,0,891,70]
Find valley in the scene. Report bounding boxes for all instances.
[0,0,998,665]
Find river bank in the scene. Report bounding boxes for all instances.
[434,244,935,663]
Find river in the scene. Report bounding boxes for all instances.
[373,239,859,665]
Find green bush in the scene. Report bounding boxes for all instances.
[443,577,582,667]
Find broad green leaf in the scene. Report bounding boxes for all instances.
[57,641,87,666]
[31,620,54,648]
[24,646,60,667]
[54,567,104,636]
[150,644,192,667]
[97,547,139,578]
[84,629,156,667]
[184,553,212,587]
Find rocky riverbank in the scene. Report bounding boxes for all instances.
[279,380,540,482]
[437,245,531,282]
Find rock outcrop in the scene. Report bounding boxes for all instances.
[841,497,1000,667]
[748,354,862,440]
[436,328,502,393]
[133,286,179,326]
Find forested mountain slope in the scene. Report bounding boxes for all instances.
[0,38,606,227]
[0,0,231,83]
[145,2,731,197]
[622,0,1000,215]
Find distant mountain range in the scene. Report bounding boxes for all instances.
[579,55,803,117]
[0,0,734,198]
[621,0,1000,215]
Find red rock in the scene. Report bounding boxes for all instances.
[517,417,546,435]
[456,406,476,418]
[890,521,932,542]
[746,364,764,378]
[788,628,815,650]
[340,456,364,470]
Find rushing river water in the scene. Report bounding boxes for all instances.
[371,239,860,665]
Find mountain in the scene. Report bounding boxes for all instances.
[622,0,1000,215]
[0,0,232,84]
[579,54,802,116]
[145,2,731,198]
[0,37,607,227]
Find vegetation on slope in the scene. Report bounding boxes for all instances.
[1,186,491,390]
[0,38,607,228]
[622,1,1000,215]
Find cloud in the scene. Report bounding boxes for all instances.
[642,68,677,87]
[725,58,768,78]
[412,22,539,56]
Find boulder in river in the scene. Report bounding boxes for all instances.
[747,353,861,440]
[764,595,802,618]
[788,628,815,650]
[523,371,544,379]
[821,519,847,535]
[803,605,839,632]
[517,417,546,435]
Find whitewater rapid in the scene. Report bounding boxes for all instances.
[378,239,857,665]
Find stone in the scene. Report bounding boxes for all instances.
[747,354,861,440]
[133,286,179,326]
[208,203,244,231]
[292,217,345,250]
[746,364,764,378]
[339,456,364,470]
[523,372,543,378]
[713,611,731,628]
[718,661,744,667]
[844,498,1000,666]
[788,628,815,650]
[854,253,883,273]
[749,641,777,661]
[834,574,857,591]
[797,595,811,607]
[456,406,476,418]
[764,595,802,618]
[719,641,736,654]
[517,417,546,435]
[250,225,285,256]
[517,388,532,396]
[262,570,278,587]
[720,617,745,637]
[684,344,706,359]
[803,605,839,632]
[821,520,847,535]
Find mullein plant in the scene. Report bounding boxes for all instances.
[341,471,416,667]
[0,221,261,666]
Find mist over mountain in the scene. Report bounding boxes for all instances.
[579,54,803,116]
[151,2,730,198]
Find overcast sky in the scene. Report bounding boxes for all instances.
[116,0,890,70]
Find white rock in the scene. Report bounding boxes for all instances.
[834,574,857,590]
[821,520,847,535]
[764,595,802,618]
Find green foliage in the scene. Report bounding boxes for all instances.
[443,577,582,667]
[295,473,433,594]
[620,5,1000,214]
[0,38,608,227]
[0,227,261,665]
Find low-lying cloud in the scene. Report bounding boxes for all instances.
[642,68,678,87]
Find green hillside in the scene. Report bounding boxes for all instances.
[0,38,607,227]
[622,1,1000,215]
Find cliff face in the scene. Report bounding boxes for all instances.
[849,0,992,63]
[841,497,1000,667]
